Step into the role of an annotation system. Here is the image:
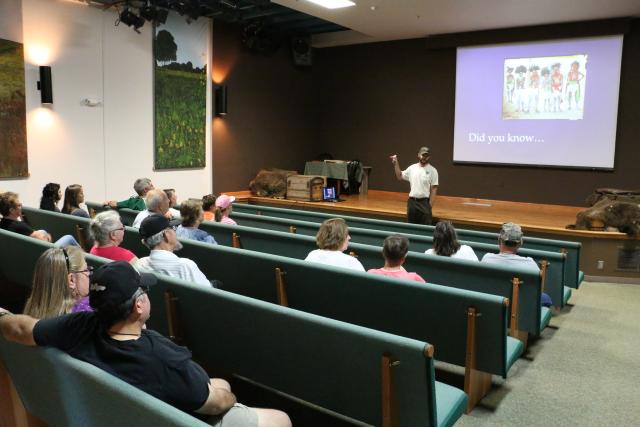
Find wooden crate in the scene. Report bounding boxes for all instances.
[286,175,326,201]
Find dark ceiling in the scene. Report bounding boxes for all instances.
[91,0,348,36]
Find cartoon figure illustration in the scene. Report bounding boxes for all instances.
[515,65,528,113]
[551,62,563,112]
[540,67,553,112]
[565,61,585,110]
[505,67,515,104]
[528,65,540,113]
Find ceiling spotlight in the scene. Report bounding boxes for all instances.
[140,5,169,24]
[118,8,145,32]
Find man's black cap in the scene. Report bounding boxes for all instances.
[89,261,156,311]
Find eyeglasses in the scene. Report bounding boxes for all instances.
[111,227,125,233]
[72,266,94,277]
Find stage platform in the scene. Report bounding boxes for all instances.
[227,190,639,281]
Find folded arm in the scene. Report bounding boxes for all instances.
[195,379,237,415]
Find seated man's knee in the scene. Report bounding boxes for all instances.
[211,378,231,391]
[256,408,291,427]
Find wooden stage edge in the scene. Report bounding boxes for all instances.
[226,189,634,241]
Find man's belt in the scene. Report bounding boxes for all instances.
[409,197,429,201]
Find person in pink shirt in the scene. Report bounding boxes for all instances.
[368,235,425,283]
[89,210,138,264]
[215,194,237,225]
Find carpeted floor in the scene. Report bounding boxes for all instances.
[457,281,640,426]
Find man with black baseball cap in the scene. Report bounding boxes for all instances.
[390,146,439,224]
[0,262,290,426]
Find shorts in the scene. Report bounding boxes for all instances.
[207,403,259,427]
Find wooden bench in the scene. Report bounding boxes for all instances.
[0,339,207,427]
[0,229,467,426]
[230,202,583,291]
[219,212,569,309]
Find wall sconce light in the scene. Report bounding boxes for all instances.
[37,66,53,104]
[215,86,227,116]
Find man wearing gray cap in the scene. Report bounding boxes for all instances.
[481,223,539,269]
[391,146,439,224]
[481,223,553,306]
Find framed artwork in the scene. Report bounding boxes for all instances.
[153,13,209,170]
[0,0,28,179]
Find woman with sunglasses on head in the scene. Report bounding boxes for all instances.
[89,210,138,264]
[23,246,92,318]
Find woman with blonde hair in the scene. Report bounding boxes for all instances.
[176,199,217,244]
[23,246,92,319]
[304,218,364,271]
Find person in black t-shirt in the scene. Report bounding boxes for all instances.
[0,262,290,427]
[0,191,51,241]
[0,191,80,247]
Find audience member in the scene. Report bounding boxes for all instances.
[425,221,478,261]
[62,184,89,218]
[176,200,217,244]
[89,210,138,264]
[305,218,365,271]
[0,192,79,247]
[39,183,61,212]
[23,247,92,318]
[132,189,171,228]
[481,222,552,307]
[215,194,237,225]
[137,215,212,287]
[368,235,425,282]
[164,188,181,219]
[105,177,154,211]
[0,262,291,427]
[202,194,218,221]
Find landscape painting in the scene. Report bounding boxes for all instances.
[0,38,28,178]
[153,13,209,170]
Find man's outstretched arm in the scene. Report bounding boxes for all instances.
[0,310,38,346]
[391,156,403,181]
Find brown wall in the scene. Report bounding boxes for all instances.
[212,20,639,206]
[211,22,318,193]
[313,20,640,206]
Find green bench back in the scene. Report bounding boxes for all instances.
[227,212,567,308]
[232,203,582,288]
[145,273,464,427]
[0,229,465,426]
[15,208,545,336]
[0,339,206,427]
[191,222,545,336]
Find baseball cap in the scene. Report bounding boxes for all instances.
[139,214,170,239]
[89,261,157,312]
[500,222,523,243]
[418,146,431,156]
[215,194,236,210]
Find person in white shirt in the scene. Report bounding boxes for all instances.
[425,221,478,261]
[481,222,538,270]
[136,214,212,287]
[305,218,365,272]
[391,146,439,225]
[132,189,171,229]
[481,222,552,307]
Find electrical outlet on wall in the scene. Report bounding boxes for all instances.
[596,260,605,270]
